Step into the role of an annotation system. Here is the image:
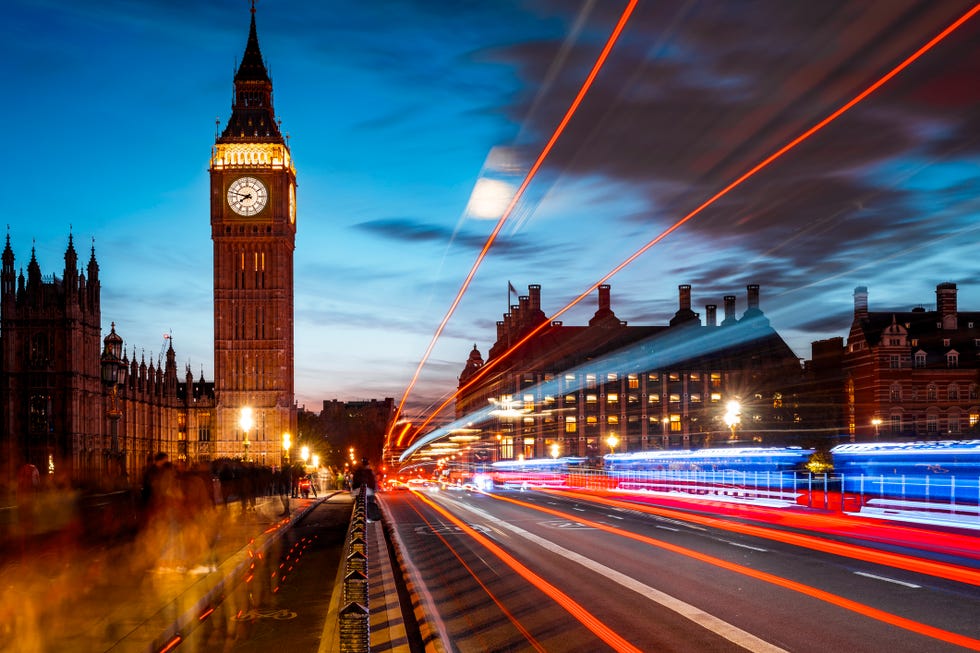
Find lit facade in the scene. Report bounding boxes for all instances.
[458,283,805,460]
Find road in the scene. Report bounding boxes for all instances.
[381,486,980,652]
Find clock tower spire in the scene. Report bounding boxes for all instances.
[210,6,297,461]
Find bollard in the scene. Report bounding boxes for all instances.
[344,569,369,605]
[346,548,367,575]
[339,601,370,653]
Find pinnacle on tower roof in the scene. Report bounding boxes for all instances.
[218,6,283,144]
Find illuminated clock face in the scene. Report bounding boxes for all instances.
[288,181,296,224]
[227,177,268,216]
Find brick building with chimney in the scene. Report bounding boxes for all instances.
[457,283,805,460]
[841,283,980,440]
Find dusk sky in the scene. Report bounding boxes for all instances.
[3,0,979,419]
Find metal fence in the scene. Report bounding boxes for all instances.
[564,468,980,526]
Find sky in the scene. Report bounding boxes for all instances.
[3,0,979,421]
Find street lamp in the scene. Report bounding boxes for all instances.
[549,442,561,459]
[606,433,619,454]
[301,445,310,469]
[282,432,291,463]
[100,323,128,481]
[723,400,741,441]
[871,417,882,441]
[239,406,253,461]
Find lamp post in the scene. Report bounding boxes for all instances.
[549,442,561,459]
[871,417,882,441]
[282,432,291,464]
[100,323,127,483]
[723,400,741,442]
[239,406,253,462]
[606,433,619,454]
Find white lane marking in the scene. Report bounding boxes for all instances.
[727,541,768,552]
[462,503,787,653]
[656,525,680,532]
[854,571,921,589]
[606,514,625,520]
[572,507,586,512]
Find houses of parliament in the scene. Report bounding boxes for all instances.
[0,9,297,485]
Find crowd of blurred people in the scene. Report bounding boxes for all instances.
[1,455,348,571]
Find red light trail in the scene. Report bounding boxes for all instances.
[404,2,980,447]
[413,489,645,652]
[388,0,640,448]
[484,489,980,650]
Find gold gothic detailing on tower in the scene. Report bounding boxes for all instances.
[210,8,297,463]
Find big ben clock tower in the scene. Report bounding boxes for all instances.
[211,6,296,461]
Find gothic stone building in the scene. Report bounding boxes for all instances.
[0,236,216,485]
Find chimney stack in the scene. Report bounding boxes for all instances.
[722,295,737,325]
[747,284,759,310]
[529,284,541,312]
[853,286,868,319]
[598,284,611,312]
[936,282,958,330]
[705,304,717,327]
[678,284,692,311]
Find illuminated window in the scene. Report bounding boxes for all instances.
[607,415,619,425]
[544,395,555,406]
[607,393,619,404]
[564,394,576,404]
[627,394,638,404]
[586,394,598,405]
[565,417,577,433]
[586,374,596,388]
[710,373,721,387]
[523,394,535,412]
[669,372,680,381]
[648,373,660,382]
[772,393,782,408]
[501,437,514,459]
[669,415,681,432]
[669,393,681,403]
[565,373,576,383]
[648,394,660,404]
[628,374,639,389]
[689,373,700,382]
[586,416,598,426]
[970,413,979,427]
[523,416,534,426]
[607,373,618,382]
[690,393,701,403]
[710,392,722,403]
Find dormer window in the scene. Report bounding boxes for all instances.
[947,351,959,368]
[943,339,951,347]
[914,351,926,368]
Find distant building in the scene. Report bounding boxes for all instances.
[842,283,980,440]
[457,283,805,459]
[320,399,395,464]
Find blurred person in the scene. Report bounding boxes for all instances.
[352,458,379,522]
